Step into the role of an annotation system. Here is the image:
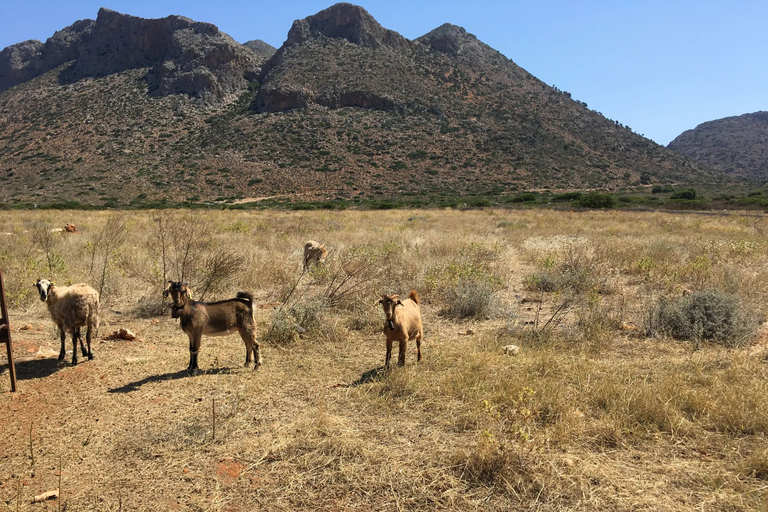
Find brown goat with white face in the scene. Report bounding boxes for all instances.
[378,290,423,367]
[164,281,261,375]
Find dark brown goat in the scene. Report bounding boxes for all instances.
[164,281,260,375]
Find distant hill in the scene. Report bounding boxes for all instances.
[668,112,768,180]
[0,3,725,208]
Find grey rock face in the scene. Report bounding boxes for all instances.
[0,19,95,92]
[1,8,262,104]
[255,3,413,113]
[416,23,498,60]
[284,2,409,50]
[243,40,277,61]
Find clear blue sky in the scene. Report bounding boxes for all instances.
[1,1,766,146]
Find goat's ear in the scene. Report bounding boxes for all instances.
[377,298,383,304]
[162,289,169,298]
[396,299,403,305]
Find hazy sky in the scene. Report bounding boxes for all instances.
[1,1,765,146]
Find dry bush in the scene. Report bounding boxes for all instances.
[87,214,127,302]
[440,277,500,320]
[524,246,605,296]
[645,289,760,348]
[31,222,64,275]
[263,298,329,345]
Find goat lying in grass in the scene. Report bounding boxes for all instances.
[35,279,99,365]
[379,290,423,367]
[164,281,261,375]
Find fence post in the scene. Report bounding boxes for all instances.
[0,270,18,392]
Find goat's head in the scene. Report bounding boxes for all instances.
[164,281,190,308]
[378,294,402,331]
[34,279,53,302]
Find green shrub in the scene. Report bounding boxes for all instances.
[263,298,328,345]
[441,278,499,319]
[511,192,537,203]
[670,188,697,200]
[552,192,582,202]
[575,193,616,209]
[645,289,758,347]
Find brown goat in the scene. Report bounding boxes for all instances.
[303,240,327,270]
[164,281,260,375]
[378,290,423,367]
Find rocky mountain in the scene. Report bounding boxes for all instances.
[0,8,265,104]
[0,3,725,208]
[243,40,277,61]
[668,112,768,180]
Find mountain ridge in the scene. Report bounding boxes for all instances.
[0,3,726,208]
[668,111,768,180]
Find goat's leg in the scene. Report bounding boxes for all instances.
[385,337,393,368]
[243,337,252,367]
[71,329,79,366]
[58,328,66,360]
[76,327,87,357]
[398,338,407,367]
[416,332,422,363]
[187,333,201,375]
[252,338,262,369]
[85,324,94,360]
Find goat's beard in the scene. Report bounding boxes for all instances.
[171,305,183,319]
[388,319,395,330]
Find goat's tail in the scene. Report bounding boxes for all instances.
[409,290,419,305]
[236,292,254,303]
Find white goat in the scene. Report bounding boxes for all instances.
[34,279,99,365]
[303,240,327,270]
[164,281,260,375]
[378,290,423,367]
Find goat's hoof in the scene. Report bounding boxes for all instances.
[88,353,94,360]
[187,368,201,376]
[58,353,65,360]
[71,359,78,366]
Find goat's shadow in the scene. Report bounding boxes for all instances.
[340,366,389,388]
[1,358,61,381]
[108,367,233,394]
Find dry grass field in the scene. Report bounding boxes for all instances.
[1,208,768,511]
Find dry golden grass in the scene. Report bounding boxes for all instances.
[1,208,768,511]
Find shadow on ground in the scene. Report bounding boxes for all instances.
[334,366,388,388]
[108,367,233,393]
[1,358,61,381]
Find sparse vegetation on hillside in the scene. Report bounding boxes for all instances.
[0,5,729,208]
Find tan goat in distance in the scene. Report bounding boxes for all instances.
[303,240,327,270]
[378,290,423,367]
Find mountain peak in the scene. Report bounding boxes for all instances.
[284,3,409,49]
[417,23,492,58]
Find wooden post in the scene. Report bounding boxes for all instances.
[0,270,18,392]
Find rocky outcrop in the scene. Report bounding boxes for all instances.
[0,19,95,92]
[254,3,413,113]
[1,8,263,104]
[243,40,277,61]
[668,112,768,179]
[416,23,493,59]
[283,2,409,50]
